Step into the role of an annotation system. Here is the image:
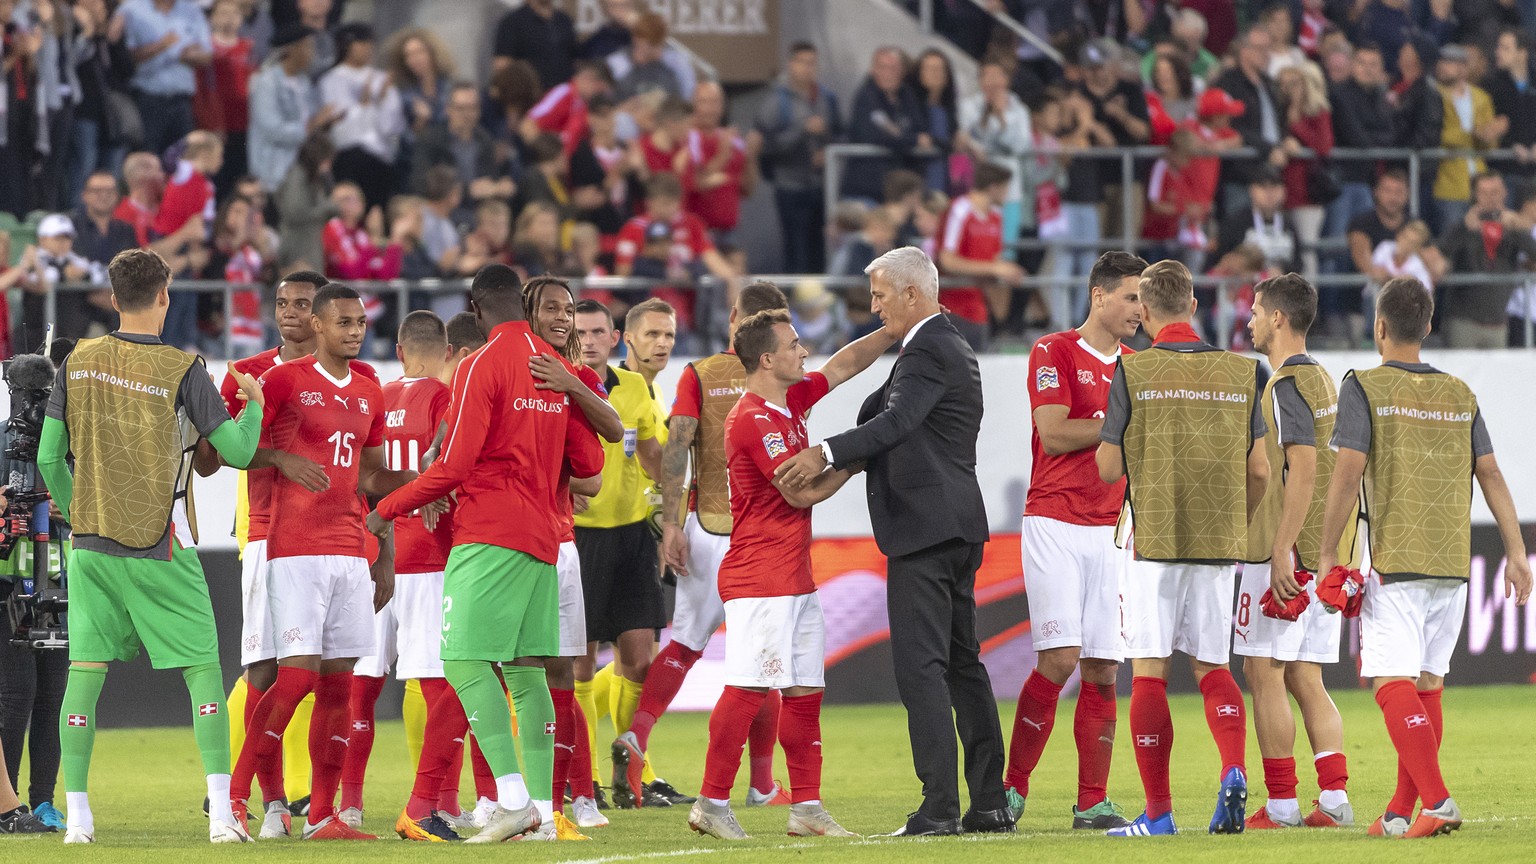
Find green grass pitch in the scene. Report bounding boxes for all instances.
[6,685,1532,861]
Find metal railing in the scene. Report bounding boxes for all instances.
[912,0,1066,64]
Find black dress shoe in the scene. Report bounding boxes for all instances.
[961,806,1017,833]
[884,810,962,836]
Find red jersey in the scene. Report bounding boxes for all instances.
[377,321,604,564]
[718,373,830,602]
[383,376,454,573]
[556,365,610,543]
[639,134,680,175]
[1142,157,1208,242]
[260,356,386,560]
[1025,332,1130,526]
[114,197,157,248]
[681,127,748,231]
[153,160,214,239]
[528,80,588,155]
[205,37,253,132]
[935,196,1001,325]
[223,348,281,541]
[613,212,714,271]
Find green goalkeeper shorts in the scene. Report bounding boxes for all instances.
[68,544,221,669]
[441,543,558,662]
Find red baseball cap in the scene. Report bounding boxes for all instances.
[1198,88,1246,119]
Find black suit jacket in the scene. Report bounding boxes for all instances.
[825,314,988,558]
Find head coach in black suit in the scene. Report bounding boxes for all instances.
[774,246,1010,836]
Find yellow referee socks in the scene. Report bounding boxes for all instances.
[283,693,314,799]
[574,678,600,784]
[227,677,249,757]
[403,678,428,769]
[613,675,656,783]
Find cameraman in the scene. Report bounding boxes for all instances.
[0,484,56,835]
[1438,171,1536,348]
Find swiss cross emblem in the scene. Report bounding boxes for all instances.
[1217,704,1240,717]
[545,722,557,736]
[198,703,219,717]
[1406,714,1429,729]
[67,714,88,727]
[1135,734,1159,747]
[354,720,371,731]
[359,397,370,415]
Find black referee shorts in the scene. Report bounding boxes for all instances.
[575,521,665,643]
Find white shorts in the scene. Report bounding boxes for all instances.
[355,570,448,679]
[671,514,730,652]
[557,541,587,657]
[1021,516,1125,660]
[1231,562,1342,664]
[239,539,275,666]
[722,593,826,689]
[266,555,376,661]
[1121,553,1236,665]
[1359,574,1468,679]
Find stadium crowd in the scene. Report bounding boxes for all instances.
[2,1,1536,359]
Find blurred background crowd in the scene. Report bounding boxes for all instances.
[3,0,1535,359]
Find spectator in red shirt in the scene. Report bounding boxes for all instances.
[202,0,255,194]
[522,60,613,156]
[1272,62,1333,281]
[1144,127,1214,270]
[935,161,1021,351]
[614,172,738,339]
[204,194,269,358]
[153,131,223,241]
[678,81,761,240]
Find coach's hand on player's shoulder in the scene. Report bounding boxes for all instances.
[1506,553,1533,606]
[273,451,331,493]
[775,446,827,489]
[231,370,265,409]
[662,522,690,576]
[1270,549,1304,601]
[529,353,579,392]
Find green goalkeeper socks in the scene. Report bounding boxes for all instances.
[504,665,555,805]
[60,664,107,793]
[183,662,231,776]
[444,659,520,779]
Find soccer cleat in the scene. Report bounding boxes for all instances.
[0,806,56,834]
[1303,799,1354,828]
[592,785,611,810]
[1004,787,1026,824]
[64,826,96,843]
[787,803,858,837]
[1208,767,1248,834]
[641,786,676,807]
[395,809,461,842]
[689,798,750,840]
[1245,806,1301,829]
[745,781,792,807]
[260,799,294,838]
[610,781,638,810]
[338,807,363,829]
[612,732,647,807]
[649,778,697,805]
[1405,798,1463,838]
[301,815,378,840]
[231,798,252,837]
[31,801,65,831]
[1073,798,1130,830]
[289,795,311,818]
[1106,811,1178,837]
[1368,812,1411,838]
[464,801,540,843]
[437,808,478,834]
[471,796,497,828]
[553,812,591,840]
[571,796,609,829]
[210,817,253,843]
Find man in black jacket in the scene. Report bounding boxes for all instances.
[1486,28,1536,183]
[1437,171,1536,347]
[843,47,933,203]
[1213,27,1282,217]
[775,246,1008,837]
[1329,44,1396,239]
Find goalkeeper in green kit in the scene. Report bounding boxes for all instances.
[37,249,266,844]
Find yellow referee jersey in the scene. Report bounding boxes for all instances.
[576,365,661,529]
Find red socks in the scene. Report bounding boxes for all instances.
[340,674,386,812]
[244,683,265,732]
[1130,676,1174,819]
[550,687,575,812]
[1074,682,1117,811]
[778,692,823,804]
[470,736,496,801]
[569,693,595,799]
[1199,668,1247,776]
[408,677,471,820]
[1263,756,1298,800]
[232,666,315,805]
[307,671,353,825]
[631,641,703,750]
[1004,670,1062,798]
[437,738,465,814]
[1315,752,1348,794]
[701,686,768,801]
[1380,682,1448,813]
[747,689,781,795]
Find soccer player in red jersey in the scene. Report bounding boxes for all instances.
[229,284,417,841]
[688,309,892,840]
[1003,251,1146,830]
[370,264,605,844]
